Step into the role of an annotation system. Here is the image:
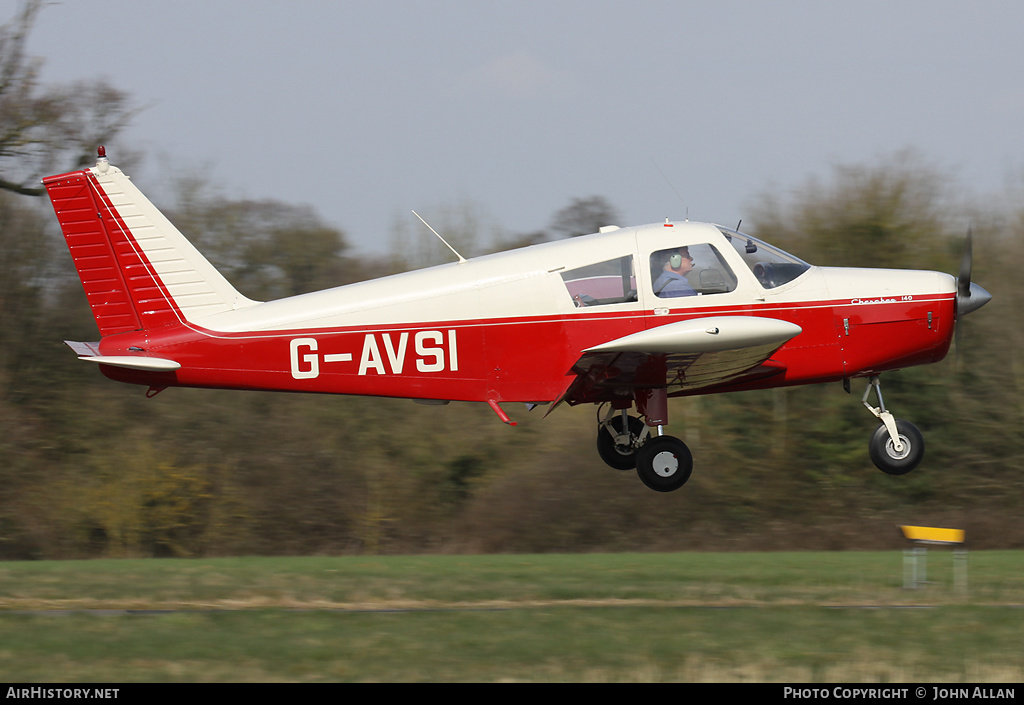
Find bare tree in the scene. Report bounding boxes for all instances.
[0,1,137,196]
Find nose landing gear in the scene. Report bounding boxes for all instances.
[862,376,925,475]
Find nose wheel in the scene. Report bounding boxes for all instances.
[868,419,924,475]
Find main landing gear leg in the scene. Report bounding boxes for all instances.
[594,390,694,491]
[598,391,692,489]
[862,376,924,475]
[634,388,693,492]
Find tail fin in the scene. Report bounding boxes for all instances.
[43,152,257,337]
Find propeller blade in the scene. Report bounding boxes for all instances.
[957,227,973,301]
[954,280,992,356]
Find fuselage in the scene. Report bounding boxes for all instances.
[94,221,957,403]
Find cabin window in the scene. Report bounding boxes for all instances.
[650,243,737,298]
[561,255,637,306]
[717,227,811,289]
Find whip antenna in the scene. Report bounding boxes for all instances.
[412,211,466,263]
[651,158,687,212]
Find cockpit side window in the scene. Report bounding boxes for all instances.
[561,255,636,307]
[650,243,737,298]
[717,227,811,289]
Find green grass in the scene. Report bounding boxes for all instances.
[0,551,1021,682]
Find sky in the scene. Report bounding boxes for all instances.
[19,0,1024,256]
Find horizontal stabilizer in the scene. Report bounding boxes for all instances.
[64,340,181,371]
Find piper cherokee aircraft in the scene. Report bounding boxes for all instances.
[42,148,991,492]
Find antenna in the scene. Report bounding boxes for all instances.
[412,210,466,264]
[651,158,687,214]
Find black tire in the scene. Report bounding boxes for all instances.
[636,436,693,492]
[597,414,645,470]
[869,420,924,475]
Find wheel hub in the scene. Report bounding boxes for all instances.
[613,440,634,455]
[651,451,679,477]
[885,435,911,460]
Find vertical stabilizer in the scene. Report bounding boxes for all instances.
[43,153,258,337]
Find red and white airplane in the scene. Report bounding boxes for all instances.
[43,148,991,492]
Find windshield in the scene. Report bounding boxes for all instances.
[717,227,811,289]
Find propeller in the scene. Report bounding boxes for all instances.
[953,228,992,353]
[955,228,992,318]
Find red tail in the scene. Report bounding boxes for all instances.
[43,155,256,338]
[43,168,158,336]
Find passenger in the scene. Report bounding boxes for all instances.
[653,248,697,297]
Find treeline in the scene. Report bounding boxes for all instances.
[1,3,1022,558]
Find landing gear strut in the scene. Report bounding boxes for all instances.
[862,376,924,475]
[595,391,693,492]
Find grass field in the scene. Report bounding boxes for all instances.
[0,551,1021,682]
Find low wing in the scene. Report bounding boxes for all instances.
[553,316,801,408]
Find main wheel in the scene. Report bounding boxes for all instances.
[597,414,644,470]
[869,420,924,475]
[636,436,693,492]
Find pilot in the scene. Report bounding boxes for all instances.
[653,248,697,297]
